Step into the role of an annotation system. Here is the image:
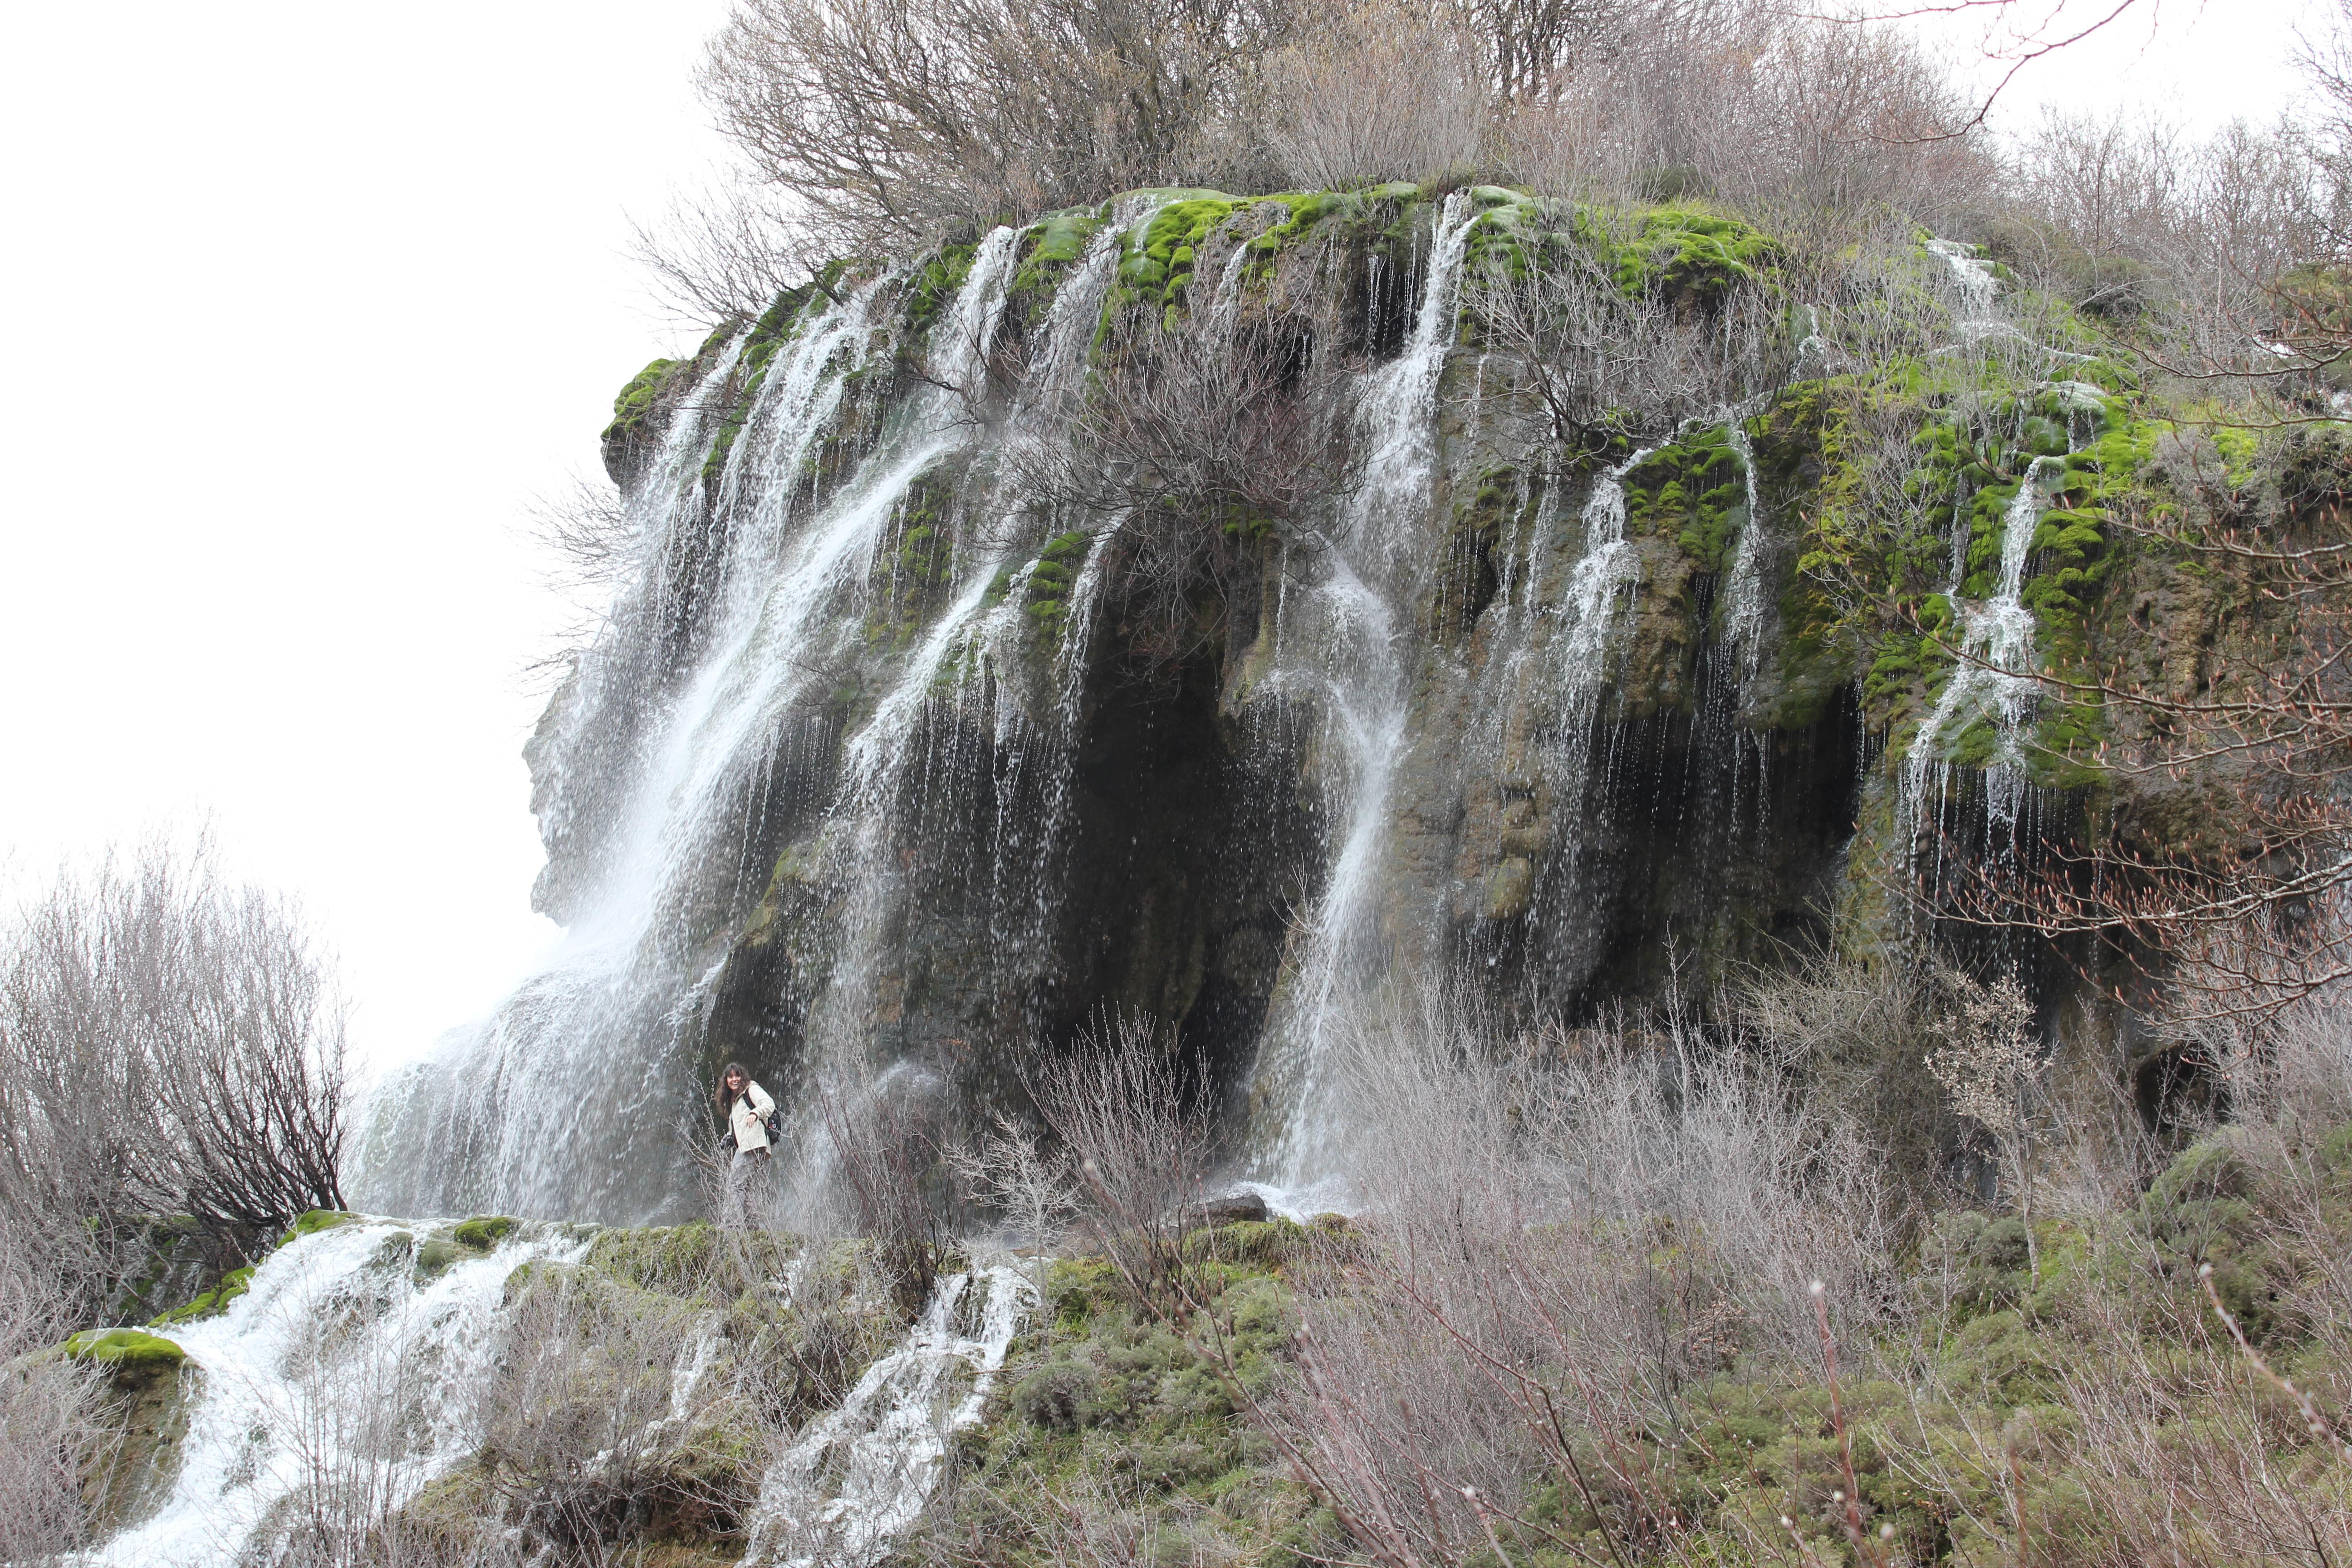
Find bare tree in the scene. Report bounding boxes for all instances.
[1264,3,1491,190]
[700,0,1304,252]
[1023,1010,1213,1306]
[0,839,348,1310]
[525,473,634,598]
[159,886,349,1234]
[627,174,818,328]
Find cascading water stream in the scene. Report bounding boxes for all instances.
[739,1267,1034,1568]
[75,1227,1028,1568]
[1925,238,2020,350]
[1242,196,1478,1194]
[1558,448,1657,692]
[1719,418,1770,678]
[1898,236,2073,864]
[77,1221,588,1568]
[1902,456,2063,846]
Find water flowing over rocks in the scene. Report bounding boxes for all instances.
[352,188,2122,1222]
[61,1215,1038,1568]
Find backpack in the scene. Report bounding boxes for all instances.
[762,1103,784,1145]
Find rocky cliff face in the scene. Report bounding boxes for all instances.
[353,183,2261,1223]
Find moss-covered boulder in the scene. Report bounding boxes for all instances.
[63,1329,196,1531]
[278,1209,356,1248]
[452,1215,519,1250]
[64,1328,187,1372]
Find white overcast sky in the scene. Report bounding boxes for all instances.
[0,0,2324,1088]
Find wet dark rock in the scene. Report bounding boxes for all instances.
[1189,1192,1270,1227]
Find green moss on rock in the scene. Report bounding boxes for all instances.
[601,357,680,447]
[1606,204,1777,301]
[279,1210,355,1249]
[452,1215,519,1250]
[149,1264,254,1327]
[65,1328,187,1372]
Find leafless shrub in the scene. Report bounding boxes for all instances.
[2002,108,2329,338]
[1266,980,1908,1564]
[819,1081,951,1313]
[2176,977,2352,1139]
[1878,1157,2352,1568]
[1024,1010,1212,1307]
[1024,297,1350,664]
[1731,951,1960,1195]
[474,1269,749,1562]
[0,840,348,1313]
[161,895,349,1235]
[0,1230,102,1565]
[525,474,633,601]
[1264,3,1490,190]
[1468,229,1781,463]
[920,1463,1255,1568]
[628,174,817,328]
[949,1112,1081,1298]
[268,1325,450,1568]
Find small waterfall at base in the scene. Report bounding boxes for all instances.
[740,1267,1034,1568]
[77,1220,588,1568]
[74,1223,1029,1568]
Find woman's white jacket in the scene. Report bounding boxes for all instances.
[728,1082,777,1152]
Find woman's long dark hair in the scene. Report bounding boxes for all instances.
[717,1061,750,1111]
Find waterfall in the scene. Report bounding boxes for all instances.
[78,1220,588,1568]
[1898,236,2071,869]
[740,1267,1033,1568]
[1558,448,1654,684]
[354,184,1882,1227]
[1719,418,1769,678]
[1924,237,2031,353]
[74,1225,1027,1568]
[361,229,1041,1222]
[1242,194,1478,1195]
[1902,456,2063,843]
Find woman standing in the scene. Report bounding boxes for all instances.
[716,1061,777,1229]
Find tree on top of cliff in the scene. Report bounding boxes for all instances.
[680,0,1981,275]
